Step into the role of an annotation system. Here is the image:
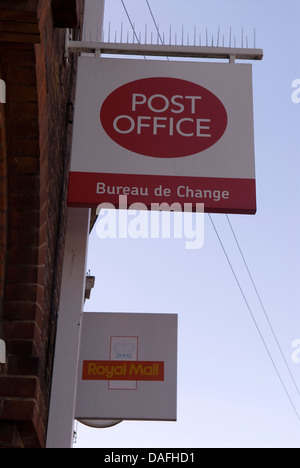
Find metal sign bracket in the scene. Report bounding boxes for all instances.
[65,28,263,63]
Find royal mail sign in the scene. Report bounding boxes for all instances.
[68,58,256,214]
[82,360,165,381]
[75,313,178,421]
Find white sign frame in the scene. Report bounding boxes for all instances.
[75,313,178,422]
[69,58,256,214]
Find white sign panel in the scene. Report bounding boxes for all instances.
[75,313,178,421]
[69,58,256,214]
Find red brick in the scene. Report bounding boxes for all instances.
[8,174,39,193]
[37,265,45,286]
[7,138,39,159]
[9,246,38,265]
[9,210,39,229]
[7,264,38,284]
[0,211,6,229]
[7,84,37,103]
[19,421,44,449]
[7,101,38,121]
[0,399,36,422]
[35,284,44,311]
[7,228,38,248]
[5,340,34,357]
[3,321,37,340]
[3,302,36,321]
[0,225,7,243]
[0,49,34,70]
[5,66,37,86]
[7,356,39,376]
[7,192,39,211]
[37,219,47,245]
[52,0,80,28]
[5,284,37,302]
[7,156,39,174]
[0,376,37,399]
[0,191,6,213]
[0,422,24,448]
[33,306,43,333]
[9,119,39,138]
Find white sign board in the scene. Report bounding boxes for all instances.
[68,58,256,214]
[75,313,178,421]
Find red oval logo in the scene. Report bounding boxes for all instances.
[100,77,227,158]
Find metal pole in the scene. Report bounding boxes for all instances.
[46,0,105,449]
[46,208,91,448]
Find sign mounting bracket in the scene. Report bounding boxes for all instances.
[65,28,263,63]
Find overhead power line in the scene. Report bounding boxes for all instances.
[145,0,164,45]
[209,214,300,424]
[120,0,147,59]
[120,0,141,44]
[145,0,170,59]
[226,214,300,398]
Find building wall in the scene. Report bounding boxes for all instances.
[0,0,85,448]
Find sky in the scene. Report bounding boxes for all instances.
[74,0,300,448]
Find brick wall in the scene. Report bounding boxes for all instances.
[0,99,7,377]
[0,0,85,448]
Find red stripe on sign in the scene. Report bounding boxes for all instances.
[68,172,256,214]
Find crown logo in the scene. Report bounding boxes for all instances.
[113,340,135,359]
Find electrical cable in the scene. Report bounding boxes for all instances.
[209,214,300,424]
[145,0,164,44]
[120,0,147,60]
[145,0,170,59]
[226,214,300,398]
[120,0,141,44]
